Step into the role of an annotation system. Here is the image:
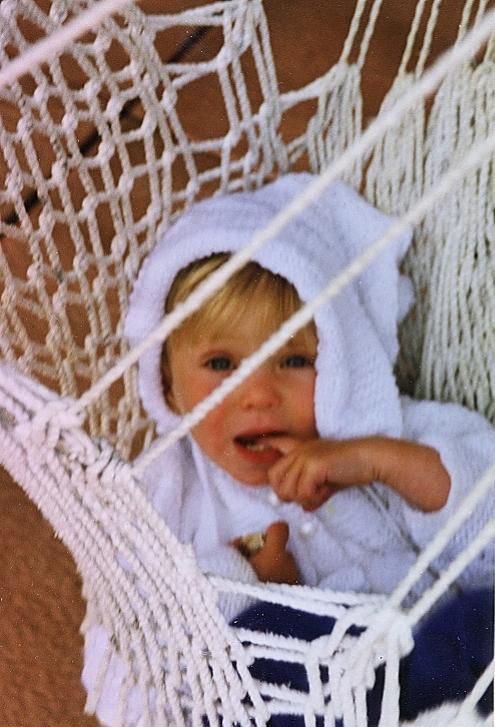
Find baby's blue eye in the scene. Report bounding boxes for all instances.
[206,356,233,371]
[284,355,313,368]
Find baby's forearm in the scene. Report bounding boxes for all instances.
[267,434,451,513]
[365,437,451,512]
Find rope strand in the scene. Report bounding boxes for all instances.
[0,0,136,89]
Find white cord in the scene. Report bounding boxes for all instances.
[0,0,136,90]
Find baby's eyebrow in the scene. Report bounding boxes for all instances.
[282,347,308,355]
[283,337,316,351]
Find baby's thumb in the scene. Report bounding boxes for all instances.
[264,521,289,552]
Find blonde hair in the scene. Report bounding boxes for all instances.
[161,253,316,402]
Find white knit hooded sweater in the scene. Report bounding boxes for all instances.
[124,174,494,618]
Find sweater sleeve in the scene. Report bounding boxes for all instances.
[393,397,495,588]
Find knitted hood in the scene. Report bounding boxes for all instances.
[125,173,413,444]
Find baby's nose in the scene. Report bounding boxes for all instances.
[239,367,280,409]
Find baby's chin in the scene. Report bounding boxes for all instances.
[193,434,283,485]
[237,474,271,486]
[222,462,275,487]
[218,462,271,486]
[226,443,284,486]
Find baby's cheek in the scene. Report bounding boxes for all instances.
[193,405,227,444]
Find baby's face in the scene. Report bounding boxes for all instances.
[167,311,318,485]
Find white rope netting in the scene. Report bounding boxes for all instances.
[0,1,494,725]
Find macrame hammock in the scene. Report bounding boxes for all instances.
[0,0,494,725]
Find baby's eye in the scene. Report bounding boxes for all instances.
[206,356,234,371]
[283,354,314,368]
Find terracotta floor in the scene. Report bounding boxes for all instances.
[0,1,478,725]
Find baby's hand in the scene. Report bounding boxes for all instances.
[233,521,300,585]
[267,436,450,513]
[266,436,373,511]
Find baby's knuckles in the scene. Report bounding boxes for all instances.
[269,437,378,509]
[299,437,376,485]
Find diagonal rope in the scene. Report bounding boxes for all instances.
[450,658,495,726]
[0,0,137,90]
[60,4,495,425]
[407,510,495,625]
[390,459,495,617]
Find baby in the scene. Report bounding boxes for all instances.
[83,174,494,725]
[125,174,494,618]
[160,252,450,589]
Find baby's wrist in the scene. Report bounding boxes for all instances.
[360,436,405,484]
[360,436,450,511]
[347,436,385,484]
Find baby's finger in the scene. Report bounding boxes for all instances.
[300,485,333,511]
[269,462,298,501]
[263,521,289,552]
[268,452,294,487]
[298,468,326,502]
[262,435,301,455]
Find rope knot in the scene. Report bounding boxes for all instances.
[15,399,84,451]
[344,605,414,690]
[368,606,414,664]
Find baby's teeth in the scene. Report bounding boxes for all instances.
[246,441,270,452]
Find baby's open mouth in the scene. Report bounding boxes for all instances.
[234,432,284,452]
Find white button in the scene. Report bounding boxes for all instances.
[268,491,280,506]
[300,520,316,538]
